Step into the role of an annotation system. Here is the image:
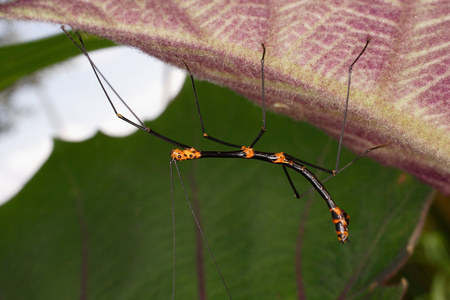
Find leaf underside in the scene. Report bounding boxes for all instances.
[0,0,449,194]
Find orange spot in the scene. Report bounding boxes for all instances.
[170,148,201,161]
[241,146,254,158]
[331,207,348,223]
[274,152,286,163]
[330,207,349,243]
[337,231,349,241]
[333,207,343,214]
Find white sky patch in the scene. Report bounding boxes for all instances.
[0,21,186,205]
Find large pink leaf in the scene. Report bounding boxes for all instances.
[1,0,449,194]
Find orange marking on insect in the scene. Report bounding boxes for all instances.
[241,146,254,158]
[171,148,201,161]
[330,207,350,243]
[273,152,287,163]
[337,232,348,242]
[336,231,347,237]
[331,207,347,222]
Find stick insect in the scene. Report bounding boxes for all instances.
[62,26,388,298]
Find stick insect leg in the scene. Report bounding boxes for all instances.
[182,61,242,148]
[290,38,372,176]
[170,161,176,300]
[182,43,267,149]
[63,25,232,298]
[282,165,300,198]
[249,43,267,148]
[171,160,233,300]
[299,143,390,198]
[61,26,190,149]
[334,38,370,171]
[284,39,390,198]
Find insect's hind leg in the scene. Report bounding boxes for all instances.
[328,38,390,175]
[285,39,390,198]
[182,43,268,149]
[298,142,390,198]
[286,39,372,177]
[333,38,370,172]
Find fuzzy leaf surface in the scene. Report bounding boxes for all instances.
[0,0,448,192]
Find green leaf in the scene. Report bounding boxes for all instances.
[0,79,432,299]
